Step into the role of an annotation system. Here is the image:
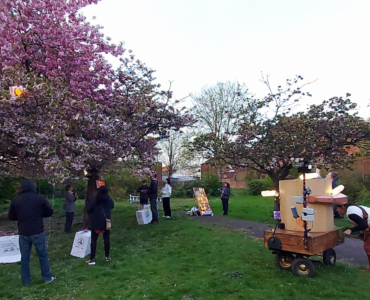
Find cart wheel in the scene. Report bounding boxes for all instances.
[291,258,315,277]
[323,248,336,266]
[275,253,294,270]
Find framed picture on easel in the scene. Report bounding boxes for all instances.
[193,187,213,216]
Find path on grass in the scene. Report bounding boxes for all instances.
[193,215,367,268]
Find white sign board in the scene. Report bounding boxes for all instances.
[70,230,91,258]
[0,235,21,264]
[136,209,152,225]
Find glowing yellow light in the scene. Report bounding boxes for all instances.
[83,170,88,175]
[15,88,22,96]
[299,173,318,180]
[331,185,344,196]
[261,190,277,197]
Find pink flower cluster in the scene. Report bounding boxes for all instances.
[0,0,194,181]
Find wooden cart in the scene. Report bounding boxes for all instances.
[264,227,344,277]
[264,178,348,277]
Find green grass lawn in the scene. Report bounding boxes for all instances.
[168,190,274,224]
[0,197,368,300]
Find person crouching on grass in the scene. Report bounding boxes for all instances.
[337,203,370,273]
[86,186,114,265]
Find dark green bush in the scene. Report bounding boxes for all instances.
[104,169,143,200]
[171,174,220,198]
[0,177,20,204]
[337,171,370,204]
[248,176,274,195]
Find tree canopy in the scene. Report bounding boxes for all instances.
[192,76,370,190]
[188,81,249,170]
[0,0,193,182]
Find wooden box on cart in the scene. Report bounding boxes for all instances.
[264,228,344,256]
[279,178,333,232]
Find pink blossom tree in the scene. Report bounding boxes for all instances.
[0,0,193,204]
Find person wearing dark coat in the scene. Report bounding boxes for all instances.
[218,182,231,215]
[64,185,78,233]
[147,174,159,224]
[8,179,56,286]
[86,185,114,265]
[136,180,149,206]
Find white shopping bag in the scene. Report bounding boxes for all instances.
[0,235,21,264]
[70,230,91,258]
[136,209,152,225]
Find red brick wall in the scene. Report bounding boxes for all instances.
[156,163,163,181]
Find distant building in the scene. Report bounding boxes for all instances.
[201,162,263,189]
[162,165,201,182]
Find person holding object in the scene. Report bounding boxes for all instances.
[218,182,231,215]
[161,178,172,218]
[8,179,56,286]
[337,203,370,273]
[136,180,149,209]
[147,173,159,224]
[64,185,77,233]
[86,185,114,265]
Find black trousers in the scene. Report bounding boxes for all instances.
[90,230,110,260]
[221,198,229,215]
[162,197,171,217]
[64,212,74,232]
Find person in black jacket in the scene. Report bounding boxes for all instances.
[218,182,231,215]
[64,185,78,233]
[8,179,56,286]
[86,185,114,265]
[147,174,159,224]
[136,180,149,209]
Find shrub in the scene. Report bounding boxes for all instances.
[248,176,274,195]
[0,177,20,204]
[104,169,143,200]
[336,170,370,204]
[171,174,220,198]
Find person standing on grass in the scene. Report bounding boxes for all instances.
[147,173,159,224]
[8,179,56,286]
[326,171,341,218]
[136,180,149,209]
[86,185,114,265]
[64,185,78,233]
[161,178,172,219]
[219,182,231,215]
[337,203,370,273]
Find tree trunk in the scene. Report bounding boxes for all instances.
[266,171,279,192]
[273,178,279,192]
[84,169,99,228]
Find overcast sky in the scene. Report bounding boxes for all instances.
[82,0,370,117]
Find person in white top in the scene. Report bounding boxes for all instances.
[161,178,172,218]
[337,204,370,273]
